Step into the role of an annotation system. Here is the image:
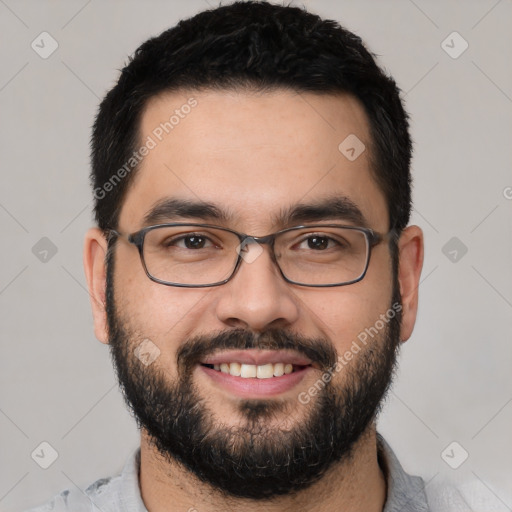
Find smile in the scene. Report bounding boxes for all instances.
[201,362,310,378]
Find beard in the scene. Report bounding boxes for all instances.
[105,250,402,500]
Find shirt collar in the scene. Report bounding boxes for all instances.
[120,434,429,512]
[120,447,148,512]
[378,433,430,511]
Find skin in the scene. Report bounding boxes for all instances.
[84,89,424,512]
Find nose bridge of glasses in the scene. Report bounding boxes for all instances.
[239,233,274,247]
[236,233,274,258]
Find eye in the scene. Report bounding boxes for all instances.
[167,234,215,249]
[297,235,340,250]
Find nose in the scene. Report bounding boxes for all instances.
[214,241,301,332]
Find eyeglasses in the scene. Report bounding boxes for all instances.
[108,223,395,288]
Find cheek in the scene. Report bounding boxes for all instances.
[321,295,390,346]
[119,283,203,328]
[300,254,393,352]
[114,261,215,352]
[114,244,205,326]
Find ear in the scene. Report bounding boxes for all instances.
[83,227,110,344]
[397,225,424,342]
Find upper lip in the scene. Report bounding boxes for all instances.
[200,349,313,367]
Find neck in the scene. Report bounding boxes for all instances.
[139,425,387,512]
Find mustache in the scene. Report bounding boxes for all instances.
[176,328,337,373]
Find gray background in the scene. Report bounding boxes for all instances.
[1,1,511,510]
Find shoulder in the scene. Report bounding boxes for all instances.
[377,434,511,512]
[426,478,512,512]
[24,475,122,512]
[24,449,142,512]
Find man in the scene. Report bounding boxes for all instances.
[29,1,459,510]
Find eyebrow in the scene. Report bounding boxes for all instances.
[277,196,369,228]
[142,198,228,226]
[141,196,369,229]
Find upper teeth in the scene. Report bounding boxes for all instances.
[212,362,294,378]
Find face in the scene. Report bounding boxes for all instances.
[85,89,423,499]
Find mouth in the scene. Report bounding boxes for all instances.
[200,362,310,378]
[198,350,317,398]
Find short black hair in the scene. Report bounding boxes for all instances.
[91,0,412,241]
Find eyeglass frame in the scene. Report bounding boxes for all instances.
[108,222,397,288]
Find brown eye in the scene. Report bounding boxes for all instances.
[184,235,207,249]
[162,234,215,249]
[306,236,330,250]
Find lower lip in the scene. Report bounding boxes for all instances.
[199,365,312,398]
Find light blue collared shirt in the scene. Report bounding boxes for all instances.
[25,434,450,512]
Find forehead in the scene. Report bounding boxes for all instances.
[119,88,388,232]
